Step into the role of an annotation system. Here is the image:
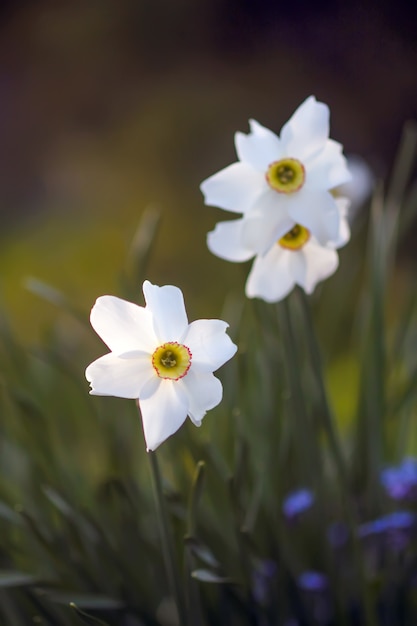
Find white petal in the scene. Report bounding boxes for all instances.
[335,155,374,220]
[287,249,307,285]
[286,188,340,245]
[182,369,223,426]
[245,245,295,302]
[306,140,352,189]
[235,119,283,171]
[297,241,339,293]
[207,219,255,262]
[90,296,157,355]
[280,96,329,161]
[143,281,189,343]
[85,352,154,399]
[139,379,188,451]
[183,319,237,372]
[200,162,265,214]
[329,197,351,248]
[241,191,295,255]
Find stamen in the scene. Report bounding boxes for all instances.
[266,158,305,194]
[278,224,310,250]
[152,342,192,380]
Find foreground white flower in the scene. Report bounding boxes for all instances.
[86,281,237,451]
[201,96,351,249]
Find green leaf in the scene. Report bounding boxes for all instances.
[70,603,111,626]
[187,460,205,537]
[191,569,232,584]
[0,501,23,525]
[184,536,220,569]
[52,593,124,609]
[0,571,38,587]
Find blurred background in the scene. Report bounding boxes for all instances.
[0,4,415,622]
[0,0,416,343]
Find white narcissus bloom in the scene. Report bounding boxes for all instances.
[246,227,337,303]
[85,281,237,451]
[201,95,351,250]
[208,196,350,303]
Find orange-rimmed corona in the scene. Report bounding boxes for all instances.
[152,342,192,380]
[266,158,305,194]
[278,224,310,251]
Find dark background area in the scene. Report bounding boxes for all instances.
[0,0,415,339]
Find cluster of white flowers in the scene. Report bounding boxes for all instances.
[201,96,352,302]
[86,96,355,449]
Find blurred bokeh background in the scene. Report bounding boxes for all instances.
[0,0,416,342]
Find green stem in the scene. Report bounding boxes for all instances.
[277,299,323,483]
[148,450,187,625]
[297,289,376,626]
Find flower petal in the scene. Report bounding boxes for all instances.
[200,162,265,214]
[280,96,330,161]
[335,155,374,220]
[86,352,154,399]
[235,119,284,171]
[329,197,351,248]
[90,296,157,355]
[139,379,188,451]
[245,245,295,302]
[288,249,307,285]
[286,188,340,245]
[296,242,339,293]
[184,319,237,372]
[306,140,352,189]
[207,219,255,262]
[241,191,295,255]
[143,281,189,343]
[182,369,223,426]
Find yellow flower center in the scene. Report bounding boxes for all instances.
[278,224,310,251]
[152,342,192,380]
[266,158,305,194]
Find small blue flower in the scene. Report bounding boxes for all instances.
[380,457,417,500]
[282,488,314,519]
[359,511,416,537]
[297,571,328,592]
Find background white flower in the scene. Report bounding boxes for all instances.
[245,198,350,302]
[201,95,351,249]
[335,155,374,222]
[207,192,349,303]
[86,281,237,451]
[246,230,338,302]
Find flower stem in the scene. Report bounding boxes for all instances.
[297,288,376,626]
[148,449,187,625]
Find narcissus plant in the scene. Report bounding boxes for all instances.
[86,281,237,450]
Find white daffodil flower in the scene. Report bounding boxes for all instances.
[208,196,350,303]
[201,96,351,249]
[246,225,339,302]
[86,281,237,451]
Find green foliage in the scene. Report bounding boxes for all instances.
[0,125,416,625]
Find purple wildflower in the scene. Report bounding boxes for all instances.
[358,511,416,537]
[282,488,314,520]
[297,571,328,592]
[380,457,417,500]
